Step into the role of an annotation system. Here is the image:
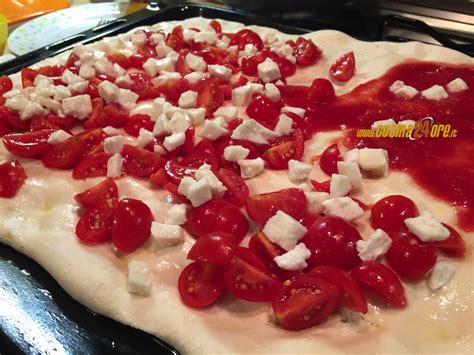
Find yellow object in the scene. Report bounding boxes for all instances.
[0,14,6,53]
[0,0,69,25]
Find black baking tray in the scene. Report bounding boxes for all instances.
[0,3,309,354]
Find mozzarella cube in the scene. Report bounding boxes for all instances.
[389,80,404,93]
[395,85,418,99]
[79,64,96,79]
[178,90,198,109]
[214,106,238,121]
[223,145,250,162]
[186,178,213,207]
[117,89,139,109]
[20,102,47,121]
[62,69,86,85]
[152,114,170,137]
[136,128,155,148]
[231,119,278,145]
[152,71,181,86]
[208,64,232,81]
[153,145,167,156]
[150,97,171,120]
[103,126,122,136]
[194,31,217,45]
[178,176,196,196]
[150,33,165,45]
[344,148,359,163]
[183,29,197,43]
[231,83,264,106]
[61,95,92,120]
[69,81,89,94]
[263,211,308,251]
[238,158,265,179]
[115,75,134,88]
[155,58,175,73]
[356,229,392,261]
[421,85,448,101]
[104,135,125,154]
[168,111,191,134]
[305,192,329,214]
[358,148,389,176]
[131,32,147,45]
[371,119,396,129]
[151,222,185,249]
[239,43,258,57]
[216,35,230,49]
[404,211,450,242]
[163,204,187,225]
[323,197,364,221]
[5,95,29,113]
[47,130,71,145]
[155,42,173,58]
[198,119,228,140]
[186,107,206,126]
[53,86,72,101]
[257,58,281,83]
[98,81,119,103]
[274,243,311,271]
[127,261,151,296]
[337,161,362,190]
[163,132,185,152]
[446,78,468,93]
[288,160,312,182]
[429,260,455,290]
[143,58,159,77]
[184,71,209,84]
[107,153,123,178]
[185,53,206,72]
[330,174,351,198]
[274,114,293,136]
[195,166,227,197]
[281,106,305,117]
[264,83,281,102]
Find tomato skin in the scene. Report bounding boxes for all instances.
[122,144,166,177]
[0,106,30,131]
[246,188,307,225]
[197,80,224,118]
[272,274,340,331]
[351,261,407,308]
[0,76,13,97]
[246,95,280,128]
[188,232,236,264]
[262,129,305,169]
[3,129,54,158]
[112,198,153,253]
[0,118,11,137]
[97,104,129,128]
[434,223,466,258]
[30,117,63,132]
[319,143,342,175]
[42,135,86,169]
[21,68,39,88]
[293,37,322,66]
[213,202,249,243]
[215,138,259,172]
[209,20,222,33]
[0,160,27,198]
[185,199,222,238]
[166,25,185,51]
[159,78,190,103]
[302,216,362,270]
[178,261,225,308]
[218,168,249,207]
[310,265,368,314]
[279,85,310,99]
[76,205,114,244]
[310,179,330,193]
[74,178,118,209]
[329,52,356,82]
[273,57,296,78]
[84,97,104,128]
[385,229,437,280]
[308,78,336,104]
[124,113,154,137]
[225,247,282,302]
[229,29,264,51]
[371,195,419,232]
[165,160,198,185]
[72,152,110,179]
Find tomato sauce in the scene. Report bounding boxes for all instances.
[306,61,474,231]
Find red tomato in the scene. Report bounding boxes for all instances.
[77,128,106,157]
[434,223,466,258]
[64,52,79,68]
[246,188,307,225]
[282,111,311,140]
[371,195,419,232]
[0,106,29,131]
[97,104,129,128]
[262,129,305,169]
[180,139,219,170]
[124,113,154,137]
[46,114,77,129]
[246,95,280,128]
[310,179,330,193]
[188,232,236,264]
[273,57,296,78]
[175,54,192,76]
[351,261,407,308]
[72,152,110,179]
[213,202,249,243]
[21,68,38,88]
[42,135,86,169]
[229,29,264,51]
[385,229,437,280]
[129,54,147,69]
[122,145,165,177]
[300,213,323,230]
[215,138,259,172]
[160,78,190,103]
[164,160,198,185]
[209,20,222,33]
[74,178,118,209]
[0,160,27,198]
[30,117,63,132]
[37,65,65,77]
[75,205,114,244]
[197,80,224,117]
[272,274,340,330]
[293,37,322,66]
[302,216,362,270]
[310,265,367,314]
[278,85,310,98]
[112,198,153,253]
[84,78,101,99]
[84,98,104,128]
[149,167,169,186]
[218,168,249,207]
[3,129,54,158]
[319,143,342,175]
[0,118,11,137]
[329,52,356,82]
[166,25,185,51]
[241,54,266,76]
[176,126,195,156]
[107,53,131,69]
[0,76,13,96]
[178,261,225,308]
[308,78,336,103]
[225,247,282,302]
[185,199,223,238]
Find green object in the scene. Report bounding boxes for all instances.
[0,14,7,53]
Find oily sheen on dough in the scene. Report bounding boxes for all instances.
[0,17,473,354]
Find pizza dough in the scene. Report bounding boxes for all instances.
[0,17,473,354]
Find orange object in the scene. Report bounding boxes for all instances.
[0,0,70,25]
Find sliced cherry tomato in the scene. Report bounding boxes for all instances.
[308,78,336,104]
[218,168,249,207]
[30,117,63,132]
[124,113,154,137]
[97,104,129,128]
[293,37,322,66]
[0,160,27,198]
[129,54,147,69]
[74,178,118,209]
[310,179,330,193]
[0,76,13,96]
[84,98,104,128]
[319,143,342,175]
[278,85,310,99]
[385,229,437,280]
[180,139,219,170]
[246,95,280,128]
[213,202,249,243]
[164,160,198,185]
[262,129,305,169]
[302,216,362,270]
[64,52,79,68]
[122,145,165,177]
[112,198,153,253]
[75,204,114,244]
[72,152,110,179]
[42,135,87,169]
[241,54,267,76]
[229,29,264,51]
[273,57,296,78]
[371,195,419,232]
[197,80,224,117]
[185,199,223,238]
[0,106,30,131]
[246,188,307,225]
[0,118,11,137]
[175,54,192,76]
[272,274,340,330]
[209,20,222,33]
[3,129,54,158]
[283,111,311,140]
[166,25,185,51]
[188,232,236,264]
[225,247,282,302]
[77,128,106,157]
[434,223,466,258]
[300,213,323,230]
[149,167,169,187]
[351,261,407,308]
[107,53,131,70]
[177,126,195,156]
[178,261,225,308]
[329,52,356,82]
[37,65,65,77]
[160,78,190,103]
[21,68,38,88]
[46,114,77,129]
[310,265,367,314]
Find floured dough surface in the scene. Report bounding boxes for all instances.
[0,17,473,354]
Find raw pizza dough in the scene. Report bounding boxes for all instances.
[0,17,473,354]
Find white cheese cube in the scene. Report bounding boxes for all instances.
[131,32,147,45]
[186,107,206,126]
[183,29,197,43]
[155,57,175,73]
[47,130,71,145]
[115,75,134,88]
[198,119,228,140]
[152,71,181,86]
[186,178,213,207]
[257,58,281,83]
[163,132,185,152]
[323,197,364,221]
[153,114,170,137]
[239,43,258,58]
[103,126,122,136]
[263,211,308,251]
[53,86,72,101]
[127,261,152,296]
[104,135,125,154]
[337,161,362,190]
[20,102,47,121]
[185,53,206,72]
[178,90,198,109]
[231,119,278,145]
[150,97,171,121]
[208,64,232,81]
[305,192,329,214]
[117,88,139,109]
[136,128,155,148]
[223,145,250,162]
[330,174,351,198]
[112,64,127,78]
[429,260,455,290]
[264,83,281,102]
[274,114,293,136]
[214,106,238,121]
[107,153,123,178]
[281,106,305,117]
[404,211,450,242]
[238,158,265,179]
[155,42,173,58]
[288,160,312,181]
[163,204,187,225]
[5,95,29,113]
[358,148,389,176]
[143,58,159,77]
[216,35,230,49]
[168,111,191,134]
[274,243,311,271]
[195,164,227,197]
[371,119,396,129]
[61,95,92,120]
[194,31,217,45]
[98,81,119,104]
[62,69,86,85]
[344,148,359,163]
[150,33,165,45]
[184,71,209,84]
[389,80,404,93]
[178,176,196,196]
[68,81,88,94]
[166,51,179,63]
[153,145,167,156]
[421,85,448,101]
[79,64,96,79]
[231,83,264,106]
[356,229,392,261]
[446,78,468,93]
[395,85,418,99]
[151,222,185,249]
[3,90,22,99]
